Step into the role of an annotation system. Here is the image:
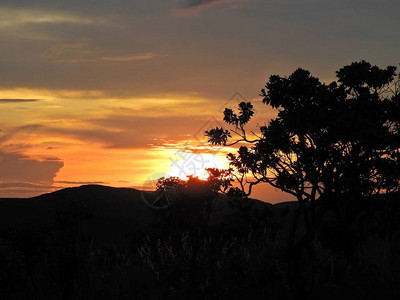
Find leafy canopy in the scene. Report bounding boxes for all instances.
[206,61,400,211]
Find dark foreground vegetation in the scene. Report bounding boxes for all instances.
[1,61,400,299]
[1,184,400,299]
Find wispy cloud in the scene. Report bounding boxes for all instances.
[101,53,160,62]
[174,0,248,17]
[43,43,161,63]
[0,8,102,28]
[55,52,161,63]
[0,124,44,145]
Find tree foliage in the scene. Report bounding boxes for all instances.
[206,61,400,226]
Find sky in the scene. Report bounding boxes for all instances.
[0,0,399,201]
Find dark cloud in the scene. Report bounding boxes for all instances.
[174,0,248,17]
[0,99,40,103]
[179,0,245,9]
[0,150,63,183]
[181,0,217,8]
[0,150,63,197]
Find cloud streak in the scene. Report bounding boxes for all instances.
[101,53,161,62]
[55,52,161,63]
[0,98,40,104]
[0,98,40,103]
[174,0,248,17]
[43,43,161,63]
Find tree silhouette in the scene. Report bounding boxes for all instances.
[155,169,232,231]
[206,61,400,233]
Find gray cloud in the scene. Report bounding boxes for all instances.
[0,1,397,102]
[0,150,63,197]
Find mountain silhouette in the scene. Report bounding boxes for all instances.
[0,185,290,245]
[0,185,155,244]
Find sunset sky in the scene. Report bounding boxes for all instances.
[0,0,399,201]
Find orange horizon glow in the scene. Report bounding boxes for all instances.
[0,88,251,198]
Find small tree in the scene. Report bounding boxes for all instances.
[206,61,400,233]
[155,168,232,232]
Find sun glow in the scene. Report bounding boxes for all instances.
[167,152,230,181]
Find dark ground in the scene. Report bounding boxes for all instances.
[1,185,399,299]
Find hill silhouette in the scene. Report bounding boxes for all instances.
[0,184,289,245]
[0,185,154,244]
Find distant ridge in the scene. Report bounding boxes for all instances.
[0,184,296,244]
